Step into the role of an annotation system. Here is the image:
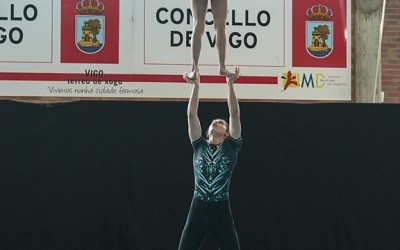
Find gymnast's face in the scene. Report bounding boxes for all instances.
[207,119,229,137]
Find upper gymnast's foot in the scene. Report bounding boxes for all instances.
[219,67,234,78]
[185,70,199,81]
[183,71,199,84]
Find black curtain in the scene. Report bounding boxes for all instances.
[1,101,399,250]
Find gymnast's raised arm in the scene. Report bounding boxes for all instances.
[185,74,202,142]
[227,66,241,140]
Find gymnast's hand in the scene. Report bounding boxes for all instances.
[227,66,240,85]
[183,72,200,85]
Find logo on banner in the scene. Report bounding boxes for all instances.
[281,71,326,91]
[281,71,298,91]
[305,4,333,59]
[61,0,119,64]
[75,0,105,54]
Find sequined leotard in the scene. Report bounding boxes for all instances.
[192,137,242,202]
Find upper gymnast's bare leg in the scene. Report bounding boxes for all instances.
[211,0,233,78]
[187,0,209,81]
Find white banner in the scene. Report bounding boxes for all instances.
[144,1,284,67]
[0,0,352,100]
[0,0,52,62]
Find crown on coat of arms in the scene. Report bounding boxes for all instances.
[76,0,105,15]
[306,4,333,21]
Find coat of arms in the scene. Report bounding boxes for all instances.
[75,0,105,54]
[305,4,334,58]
